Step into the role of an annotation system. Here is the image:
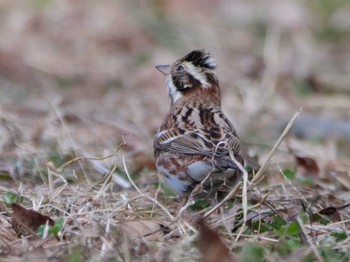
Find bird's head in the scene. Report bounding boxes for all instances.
[156,49,219,105]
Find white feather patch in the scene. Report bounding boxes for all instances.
[156,131,180,144]
[184,62,210,87]
[166,76,182,103]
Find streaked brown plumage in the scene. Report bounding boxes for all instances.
[154,49,243,199]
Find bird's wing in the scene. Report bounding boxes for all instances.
[154,127,241,159]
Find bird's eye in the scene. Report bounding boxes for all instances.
[176,65,184,72]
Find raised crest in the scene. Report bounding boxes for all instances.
[182,49,216,70]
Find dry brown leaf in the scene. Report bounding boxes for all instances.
[11,203,54,237]
[327,169,350,190]
[294,156,320,177]
[197,220,233,262]
[222,204,241,232]
[286,138,350,180]
[318,204,350,223]
[119,220,169,241]
[286,139,323,177]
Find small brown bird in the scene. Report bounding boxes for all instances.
[154,50,243,200]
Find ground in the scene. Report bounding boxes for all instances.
[0,1,349,261]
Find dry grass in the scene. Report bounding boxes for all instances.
[0,1,350,261]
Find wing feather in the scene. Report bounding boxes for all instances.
[154,127,241,159]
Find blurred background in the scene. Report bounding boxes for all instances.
[0,0,350,185]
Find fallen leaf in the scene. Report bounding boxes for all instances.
[317,204,350,223]
[328,170,350,190]
[197,220,233,262]
[294,156,320,177]
[119,219,169,241]
[285,138,350,180]
[222,204,241,232]
[11,203,54,237]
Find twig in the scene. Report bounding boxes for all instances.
[213,192,271,226]
[55,141,124,172]
[228,149,249,241]
[122,151,175,221]
[297,216,323,262]
[304,224,348,234]
[249,108,302,188]
[94,164,118,200]
[203,150,247,219]
[203,182,241,219]
[47,98,91,184]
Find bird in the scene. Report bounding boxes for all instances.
[154,49,243,200]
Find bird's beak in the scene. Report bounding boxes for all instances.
[155,64,170,75]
